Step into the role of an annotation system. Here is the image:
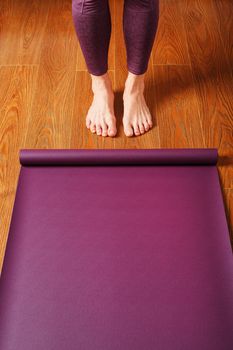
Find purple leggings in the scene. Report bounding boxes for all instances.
[72,0,159,76]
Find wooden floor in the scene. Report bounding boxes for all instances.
[0,0,232,271]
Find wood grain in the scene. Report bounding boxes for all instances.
[153,65,205,147]
[0,0,51,65]
[0,65,38,270]
[182,0,233,188]
[212,0,233,65]
[24,0,77,148]
[152,0,190,65]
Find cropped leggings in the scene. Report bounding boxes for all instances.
[72,0,159,76]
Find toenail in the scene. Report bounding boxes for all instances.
[126,132,133,137]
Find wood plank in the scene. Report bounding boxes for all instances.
[212,0,233,65]
[152,0,190,65]
[24,0,77,148]
[0,0,51,65]
[153,64,205,147]
[0,65,38,272]
[182,0,233,188]
[0,194,15,273]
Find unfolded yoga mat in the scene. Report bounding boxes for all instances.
[0,148,233,350]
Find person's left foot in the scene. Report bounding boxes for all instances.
[122,73,153,137]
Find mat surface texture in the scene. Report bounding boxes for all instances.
[0,149,232,350]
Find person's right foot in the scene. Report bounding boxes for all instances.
[86,72,117,137]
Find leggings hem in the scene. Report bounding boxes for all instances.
[88,68,108,76]
[127,66,148,75]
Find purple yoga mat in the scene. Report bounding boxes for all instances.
[0,148,232,350]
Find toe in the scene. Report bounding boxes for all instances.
[90,121,96,133]
[96,123,102,136]
[147,116,153,128]
[86,116,91,129]
[143,119,150,131]
[101,121,108,137]
[107,117,117,137]
[139,122,145,134]
[133,122,141,136]
[108,127,116,137]
[123,119,134,137]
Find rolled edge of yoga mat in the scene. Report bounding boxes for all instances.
[19,148,218,166]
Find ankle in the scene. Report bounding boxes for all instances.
[124,72,145,96]
[123,83,144,99]
[91,72,113,94]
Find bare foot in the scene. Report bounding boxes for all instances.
[86,72,117,137]
[122,72,153,137]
